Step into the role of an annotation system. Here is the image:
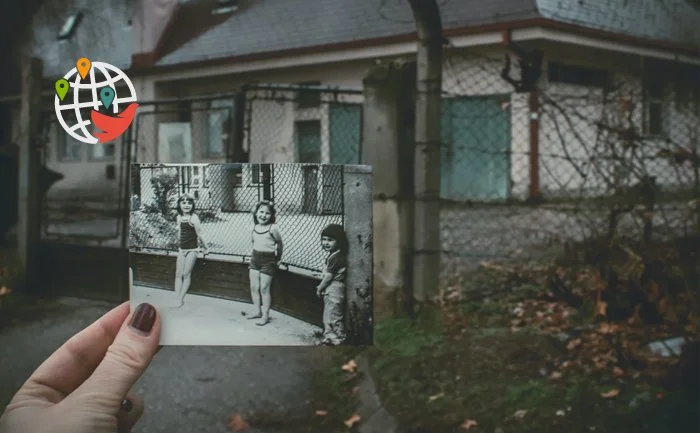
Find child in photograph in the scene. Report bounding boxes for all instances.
[315,224,348,346]
[247,200,283,326]
[172,193,209,308]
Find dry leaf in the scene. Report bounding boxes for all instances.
[428,392,445,401]
[460,419,478,430]
[549,371,563,380]
[344,414,361,428]
[341,360,358,373]
[567,338,582,350]
[612,367,624,377]
[0,286,10,297]
[226,414,249,432]
[513,409,527,419]
[555,409,566,417]
[315,410,328,416]
[596,301,607,317]
[600,388,620,399]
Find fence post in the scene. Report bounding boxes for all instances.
[361,58,417,319]
[342,165,373,344]
[17,57,43,293]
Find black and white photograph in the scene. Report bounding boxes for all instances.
[128,163,373,346]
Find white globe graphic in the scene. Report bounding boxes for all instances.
[54,61,138,145]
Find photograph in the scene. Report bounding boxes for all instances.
[128,162,373,346]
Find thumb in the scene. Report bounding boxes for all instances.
[69,303,160,410]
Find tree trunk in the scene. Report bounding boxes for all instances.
[407,0,443,313]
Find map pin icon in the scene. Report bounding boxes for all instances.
[100,87,115,110]
[55,79,69,101]
[77,58,91,80]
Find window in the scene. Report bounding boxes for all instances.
[250,164,260,185]
[297,81,322,109]
[207,99,234,157]
[177,102,191,122]
[643,78,666,136]
[295,120,321,163]
[90,143,116,161]
[548,62,608,88]
[58,12,83,40]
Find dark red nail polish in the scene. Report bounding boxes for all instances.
[130,303,156,334]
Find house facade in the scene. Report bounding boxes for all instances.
[12,0,700,205]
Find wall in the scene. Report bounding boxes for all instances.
[130,252,324,326]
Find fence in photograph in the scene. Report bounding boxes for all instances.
[438,45,700,281]
[129,163,343,272]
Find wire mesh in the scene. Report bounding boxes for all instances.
[129,163,343,273]
[244,85,363,165]
[440,46,700,282]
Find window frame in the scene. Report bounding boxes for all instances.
[642,77,666,137]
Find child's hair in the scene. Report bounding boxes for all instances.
[176,193,196,215]
[321,224,348,255]
[252,200,277,225]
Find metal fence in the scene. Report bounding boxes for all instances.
[439,45,700,281]
[129,162,344,273]
[243,84,363,166]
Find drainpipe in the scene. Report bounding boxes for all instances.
[501,30,541,202]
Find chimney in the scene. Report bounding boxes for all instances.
[132,0,179,67]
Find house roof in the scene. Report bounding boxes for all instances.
[29,0,700,79]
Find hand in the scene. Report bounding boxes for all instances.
[0,302,161,433]
[316,286,324,298]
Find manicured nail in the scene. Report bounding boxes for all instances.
[129,303,156,334]
[120,399,133,413]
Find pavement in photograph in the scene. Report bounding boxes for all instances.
[131,284,322,346]
[0,297,337,433]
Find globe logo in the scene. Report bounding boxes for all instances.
[54,57,139,145]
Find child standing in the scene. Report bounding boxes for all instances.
[316,224,349,346]
[173,194,209,308]
[247,200,283,326]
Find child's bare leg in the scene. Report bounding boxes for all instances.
[256,273,273,326]
[247,270,262,319]
[177,251,197,305]
[172,252,185,307]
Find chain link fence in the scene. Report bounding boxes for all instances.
[439,45,700,283]
[129,163,343,273]
[244,84,363,166]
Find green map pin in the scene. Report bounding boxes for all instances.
[55,79,69,101]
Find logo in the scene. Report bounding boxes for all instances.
[54,57,139,145]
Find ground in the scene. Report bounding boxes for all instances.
[131,284,322,346]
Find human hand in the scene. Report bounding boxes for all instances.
[0,302,161,433]
[316,286,324,298]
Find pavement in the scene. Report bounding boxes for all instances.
[131,284,322,346]
[0,297,340,433]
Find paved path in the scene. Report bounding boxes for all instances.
[0,297,334,433]
[132,285,322,346]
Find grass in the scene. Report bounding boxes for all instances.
[362,304,699,433]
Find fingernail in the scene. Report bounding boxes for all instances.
[129,303,156,334]
[120,399,133,412]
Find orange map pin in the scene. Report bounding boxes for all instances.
[77,58,91,79]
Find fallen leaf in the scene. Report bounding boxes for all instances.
[596,301,608,317]
[0,286,10,297]
[460,419,478,430]
[226,414,249,432]
[612,367,624,377]
[550,371,563,380]
[513,409,527,419]
[600,388,620,399]
[344,414,361,428]
[428,392,445,401]
[315,410,328,416]
[567,338,582,350]
[555,409,566,417]
[341,360,358,373]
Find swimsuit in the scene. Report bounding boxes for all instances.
[180,219,198,250]
[250,225,278,276]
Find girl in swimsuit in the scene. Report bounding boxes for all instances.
[173,194,209,308]
[247,200,283,326]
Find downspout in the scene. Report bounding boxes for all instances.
[501,29,542,202]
